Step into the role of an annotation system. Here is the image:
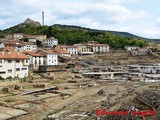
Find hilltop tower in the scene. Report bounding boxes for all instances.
[42,11,44,26]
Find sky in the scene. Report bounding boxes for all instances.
[0,0,160,39]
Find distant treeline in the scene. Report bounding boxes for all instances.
[0,24,149,48]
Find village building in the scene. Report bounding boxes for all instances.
[0,40,37,52]
[23,42,37,51]
[37,49,58,65]
[0,40,19,51]
[55,45,78,55]
[92,44,109,53]
[74,43,94,55]
[130,48,150,56]
[24,51,46,70]
[5,33,24,40]
[0,51,29,79]
[87,41,99,46]
[124,46,140,52]
[28,38,37,43]
[24,34,47,41]
[42,37,58,47]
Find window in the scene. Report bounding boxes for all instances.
[16,60,20,63]
[26,60,28,63]
[8,69,12,73]
[21,68,27,70]
[8,60,12,63]
[16,68,20,71]
[0,71,5,74]
[0,60,2,63]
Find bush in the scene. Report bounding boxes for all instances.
[6,76,12,80]
[4,98,16,103]
[0,76,4,80]
[28,79,33,83]
[2,87,9,93]
[14,85,21,90]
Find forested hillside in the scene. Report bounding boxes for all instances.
[0,23,149,48]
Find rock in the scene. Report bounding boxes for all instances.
[23,18,41,26]
[97,85,124,96]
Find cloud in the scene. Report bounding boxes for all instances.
[0,0,159,39]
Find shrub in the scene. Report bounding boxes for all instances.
[4,98,16,103]
[0,76,4,80]
[2,87,9,93]
[14,85,21,90]
[6,76,12,80]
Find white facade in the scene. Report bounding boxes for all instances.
[42,37,58,47]
[92,44,109,53]
[28,54,46,70]
[5,33,24,39]
[0,52,29,79]
[67,48,78,55]
[124,46,140,52]
[0,42,5,49]
[46,54,58,65]
[61,47,78,55]
[37,50,58,66]
[28,38,37,43]
[24,44,37,51]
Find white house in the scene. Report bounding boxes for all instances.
[15,42,37,51]
[25,51,46,70]
[74,43,94,55]
[5,33,24,39]
[37,49,58,65]
[55,45,78,55]
[92,44,109,53]
[42,37,58,47]
[15,42,25,51]
[124,46,140,52]
[28,38,37,43]
[0,51,29,79]
[23,42,37,51]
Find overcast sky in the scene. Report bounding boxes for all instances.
[0,0,160,39]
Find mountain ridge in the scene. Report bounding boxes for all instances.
[0,18,159,42]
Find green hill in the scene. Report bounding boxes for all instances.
[0,20,152,48]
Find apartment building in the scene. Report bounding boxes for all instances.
[42,37,58,47]
[0,40,37,52]
[55,45,78,55]
[74,43,93,55]
[0,51,29,79]
[25,51,46,70]
[37,49,58,65]
[92,44,109,53]
[5,33,24,39]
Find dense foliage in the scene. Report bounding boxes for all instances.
[0,24,149,48]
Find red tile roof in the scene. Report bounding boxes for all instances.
[93,44,109,46]
[23,42,36,45]
[56,49,69,54]
[2,40,20,45]
[60,45,77,48]
[25,51,46,57]
[39,49,57,54]
[0,51,28,59]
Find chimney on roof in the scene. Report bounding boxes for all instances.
[17,52,19,56]
[8,51,10,55]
